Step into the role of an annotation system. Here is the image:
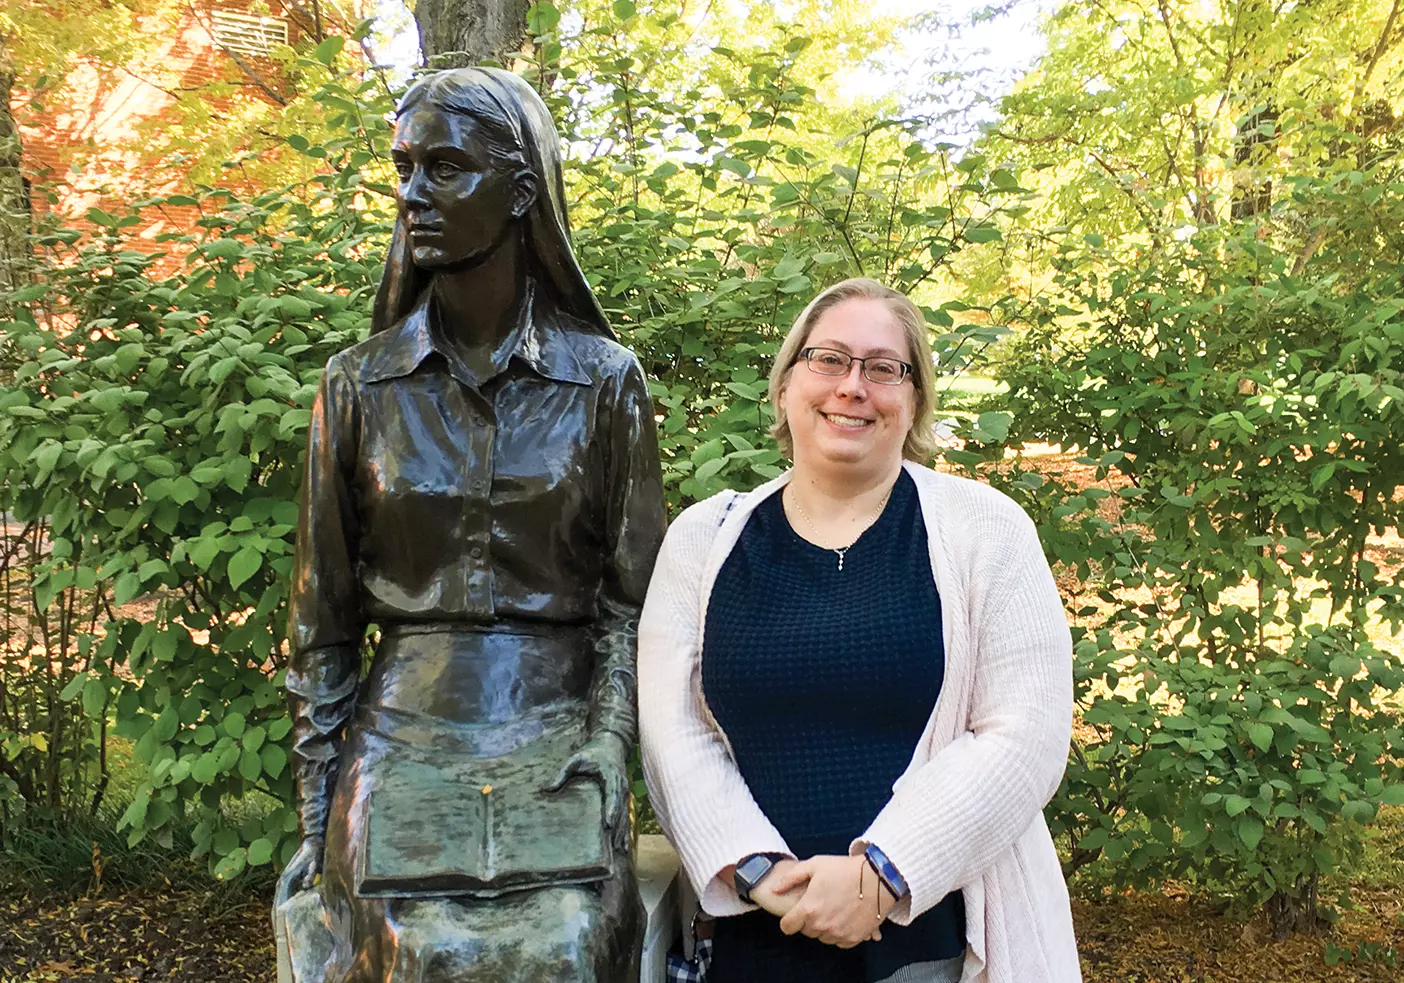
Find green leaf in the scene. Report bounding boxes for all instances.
[1236,816,1264,851]
[113,343,145,374]
[213,847,246,880]
[612,0,636,18]
[227,546,262,589]
[247,838,274,866]
[1342,800,1376,824]
[224,456,252,492]
[152,707,179,742]
[241,726,266,754]
[527,1,561,32]
[694,458,726,482]
[81,677,107,719]
[261,744,288,779]
[1380,785,1404,806]
[153,629,181,663]
[113,572,142,607]
[1225,795,1252,817]
[692,438,725,466]
[203,238,243,260]
[31,441,62,482]
[223,711,246,739]
[192,752,220,785]
[1247,723,1273,752]
[314,36,345,65]
[213,828,238,855]
[973,411,1013,443]
[59,672,89,702]
[239,748,263,782]
[1329,654,1360,678]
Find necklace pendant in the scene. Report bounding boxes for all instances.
[835,547,848,571]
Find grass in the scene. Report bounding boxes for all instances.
[1352,803,1404,895]
[0,737,279,901]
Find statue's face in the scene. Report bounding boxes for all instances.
[391,104,536,270]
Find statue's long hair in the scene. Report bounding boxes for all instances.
[370,68,611,338]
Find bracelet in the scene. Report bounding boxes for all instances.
[863,843,909,903]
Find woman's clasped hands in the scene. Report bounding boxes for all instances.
[747,854,899,949]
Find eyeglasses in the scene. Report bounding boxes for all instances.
[798,347,913,386]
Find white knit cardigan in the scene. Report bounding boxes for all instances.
[638,461,1082,983]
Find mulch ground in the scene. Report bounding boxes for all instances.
[0,885,275,983]
[1,882,1400,982]
[1075,887,1403,982]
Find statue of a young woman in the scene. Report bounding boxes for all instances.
[275,67,667,982]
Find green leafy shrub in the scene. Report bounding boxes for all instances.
[997,167,1404,935]
[0,62,395,877]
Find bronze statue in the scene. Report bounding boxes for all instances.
[275,67,668,983]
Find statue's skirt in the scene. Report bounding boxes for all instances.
[312,624,643,983]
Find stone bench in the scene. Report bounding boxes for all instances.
[273,834,687,983]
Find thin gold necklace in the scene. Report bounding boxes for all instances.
[787,486,893,571]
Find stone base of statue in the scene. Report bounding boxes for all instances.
[274,834,685,983]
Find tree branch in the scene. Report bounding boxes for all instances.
[1353,0,1402,109]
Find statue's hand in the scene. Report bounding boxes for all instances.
[543,733,630,851]
[275,834,324,906]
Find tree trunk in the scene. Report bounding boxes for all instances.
[0,49,31,305]
[414,0,531,69]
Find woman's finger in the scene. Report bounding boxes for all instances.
[778,904,808,936]
[763,861,810,895]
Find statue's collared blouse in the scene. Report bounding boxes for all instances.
[287,277,666,658]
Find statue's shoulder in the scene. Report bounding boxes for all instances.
[553,312,645,383]
[332,309,431,384]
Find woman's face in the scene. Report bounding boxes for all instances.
[391,104,535,270]
[779,298,916,472]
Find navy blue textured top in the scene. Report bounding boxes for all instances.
[701,469,965,982]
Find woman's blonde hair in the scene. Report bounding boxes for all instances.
[768,277,937,462]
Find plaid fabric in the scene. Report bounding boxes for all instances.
[666,937,713,983]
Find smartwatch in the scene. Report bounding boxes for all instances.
[733,852,784,903]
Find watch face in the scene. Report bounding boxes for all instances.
[736,854,774,894]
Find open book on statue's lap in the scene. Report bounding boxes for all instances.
[356,757,611,899]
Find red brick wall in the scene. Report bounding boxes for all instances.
[18,0,317,256]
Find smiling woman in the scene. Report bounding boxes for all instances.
[639,279,1082,983]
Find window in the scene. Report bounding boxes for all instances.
[210,9,289,58]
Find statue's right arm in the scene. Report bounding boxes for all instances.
[282,355,365,890]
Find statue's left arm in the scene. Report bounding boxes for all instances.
[547,354,666,847]
[590,355,667,745]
